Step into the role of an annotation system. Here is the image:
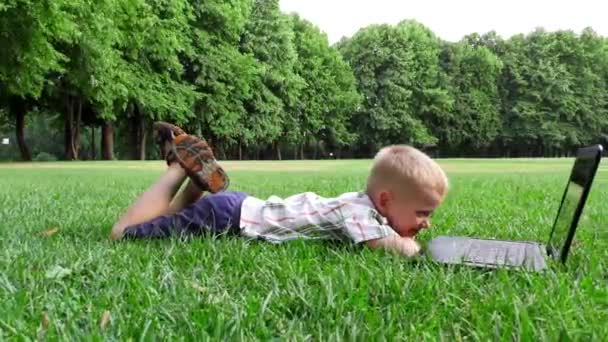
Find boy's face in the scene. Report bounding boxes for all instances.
[375,188,442,238]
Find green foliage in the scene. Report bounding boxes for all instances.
[185,0,257,146]
[435,36,503,151]
[289,14,360,149]
[33,151,58,162]
[114,0,197,121]
[338,21,445,151]
[495,28,608,155]
[1,2,608,160]
[240,0,304,147]
[43,0,196,119]
[0,0,75,99]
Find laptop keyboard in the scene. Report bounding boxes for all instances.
[465,241,526,265]
[427,236,547,271]
[464,239,542,268]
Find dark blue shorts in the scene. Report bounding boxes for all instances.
[123,191,248,239]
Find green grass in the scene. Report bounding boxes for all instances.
[1,158,607,340]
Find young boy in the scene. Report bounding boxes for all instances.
[109,123,448,257]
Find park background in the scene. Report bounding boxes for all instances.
[1,0,608,162]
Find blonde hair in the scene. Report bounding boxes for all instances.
[366,145,448,200]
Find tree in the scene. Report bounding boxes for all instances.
[290,14,359,159]
[0,0,76,161]
[184,0,257,159]
[3,2,608,161]
[116,0,198,160]
[240,0,303,159]
[435,37,503,155]
[43,0,197,160]
[569,28,608,150]
[337,21,447,155]
[42,0,126,160]
[495,29,608,156]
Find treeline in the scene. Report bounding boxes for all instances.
[1,0,607,161]
[338,23,608,157]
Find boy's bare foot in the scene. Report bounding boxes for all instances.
[153,122,230,193]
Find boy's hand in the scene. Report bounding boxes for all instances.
[399,237,421,256]
[365,236,421,257]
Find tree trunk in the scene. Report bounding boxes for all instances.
[238,141,243,161]
[299,143,304,160]
[74,99,82,158]
[134,107,146,160]
[254,145,260,160]
[128,104,147,160]
[275,141,282,160]
[63,96,82,160]
[13,101,31,161]
[91,126,96,160]
[216,144,226,160]
[139,121,146,160]
[129,106,138,160]
[64,96,77,160]
[101,121,114,160]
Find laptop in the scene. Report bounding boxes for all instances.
[425,144,603,271]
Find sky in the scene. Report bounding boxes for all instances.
[280,0,608,43]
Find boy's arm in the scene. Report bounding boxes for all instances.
[365,236,421,257]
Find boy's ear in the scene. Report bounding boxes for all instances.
[376,190,392,215]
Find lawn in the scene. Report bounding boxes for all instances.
[0,158,607,340]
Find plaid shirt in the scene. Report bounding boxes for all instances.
[238,192,398,244]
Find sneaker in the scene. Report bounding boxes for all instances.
[153,121,229,193]
[153,121,186,165]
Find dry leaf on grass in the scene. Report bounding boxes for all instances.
[37,312,50,340]
[100,310,111,329]
[41,312,49,330]
[45,265,72,280]
[191,282,207,293]
[41,227,59,237]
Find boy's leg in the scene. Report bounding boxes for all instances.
[167,180,205,214]
[118,191,248,240]
[109,163,187,240]
[110,121,230,240]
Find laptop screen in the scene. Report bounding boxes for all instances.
[547,147,601,261]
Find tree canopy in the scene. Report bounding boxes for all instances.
[1,3,607,161]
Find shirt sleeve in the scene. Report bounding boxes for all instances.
[343,210,398,244]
